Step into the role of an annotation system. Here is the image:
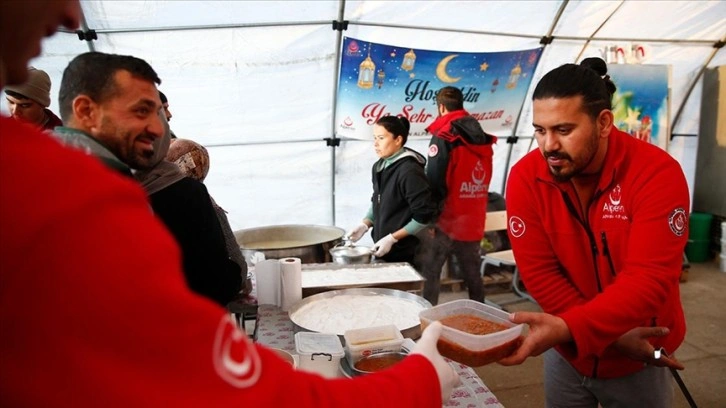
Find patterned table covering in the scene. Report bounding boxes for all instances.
[255,304,504,407]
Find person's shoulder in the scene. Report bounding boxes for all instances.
[615,129,681,170]
[1,117,156,242]
[510,148,542,176]
[1,117,142,194]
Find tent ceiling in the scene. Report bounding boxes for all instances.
[12,0,726,230]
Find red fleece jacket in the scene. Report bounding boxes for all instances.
[506,126,688,379]
[0,117,442,407]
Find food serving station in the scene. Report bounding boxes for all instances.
[233,224,505,407]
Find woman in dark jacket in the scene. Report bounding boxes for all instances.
[346,116,436,264]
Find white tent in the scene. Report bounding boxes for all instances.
[18,0,726,241]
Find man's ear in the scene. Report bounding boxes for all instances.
[71,95,99,132]
[597,109,614,138]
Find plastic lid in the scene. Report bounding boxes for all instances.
[295,332,344,357]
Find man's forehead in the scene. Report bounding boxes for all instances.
[111,70,160,104]
[532,96,588,125]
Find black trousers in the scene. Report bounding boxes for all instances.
[417,227,484,305]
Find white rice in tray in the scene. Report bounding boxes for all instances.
[290,294,425,335]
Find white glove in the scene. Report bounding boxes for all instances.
[346,222,369,242]
[410,321,459,403]
[372,233,398,257]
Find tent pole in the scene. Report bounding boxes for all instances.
[60,20,331,35]
[671,39,725,138]
[574,1,626,63]
[329,0,347,226]
[79,5,96,52]
[502,0,569,196]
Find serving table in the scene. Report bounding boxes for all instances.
[254,304,504,407]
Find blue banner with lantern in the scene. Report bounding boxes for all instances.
[335,37,543,140]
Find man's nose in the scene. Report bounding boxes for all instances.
[542,132,560,152]
[147,114,165,139]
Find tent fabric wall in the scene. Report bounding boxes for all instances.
[11,0,726,235]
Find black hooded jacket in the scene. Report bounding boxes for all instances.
[370,147,436,263]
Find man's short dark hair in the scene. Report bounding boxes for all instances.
[58,52,161,122]
[436,86,464,112]
[532,57,617,119]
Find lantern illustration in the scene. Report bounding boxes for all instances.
[357,47,376,89]
[377,69,386,89]
[506,63,522,89]
[401,49,416,71]
[491,78,499,93]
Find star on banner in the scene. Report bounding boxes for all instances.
[480,62,489,71]
[623,107,641,133]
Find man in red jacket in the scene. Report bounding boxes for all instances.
[0,1,457,406]
[420,86,496,305]
[499,58,688,407]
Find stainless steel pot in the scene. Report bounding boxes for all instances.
[234,224,345,264]
[329,244,373,264]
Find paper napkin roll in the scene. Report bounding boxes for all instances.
[280,257,302,311]
[255,259,281,306]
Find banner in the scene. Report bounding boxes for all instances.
[335,37,542,140]
[608,64,671,149]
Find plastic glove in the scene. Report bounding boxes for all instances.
[410,321,459,403]
[346,222,369,242]
[372,233,398,257]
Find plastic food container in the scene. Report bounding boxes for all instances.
[343,324,404,366]
[294,332,345,378]
[419,299,523,367]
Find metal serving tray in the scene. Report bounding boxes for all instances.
[300,262,425,297]
[288,287,432,341]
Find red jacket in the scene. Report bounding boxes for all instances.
[0,116,442,407]
[426,110,496,241]
[506,126,688,379]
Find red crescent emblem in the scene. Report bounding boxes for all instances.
[668,208,687,237]
[509,216,526,238]
[212,315,262,388]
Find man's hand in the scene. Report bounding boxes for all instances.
[498,311,572,366]
[345,222,369,242]
[609,326,684,370]
[372,233,398,257]
[410,322,459,403]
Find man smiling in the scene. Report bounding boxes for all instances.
[54,52,164,175]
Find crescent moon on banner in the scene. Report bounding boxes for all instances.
[436,54,462,84]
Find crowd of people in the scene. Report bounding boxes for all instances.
[1,0,690,407]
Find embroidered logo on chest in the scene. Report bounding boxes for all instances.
[602,184,627,220]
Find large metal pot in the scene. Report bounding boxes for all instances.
[234,224,345,264]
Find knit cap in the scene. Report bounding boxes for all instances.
[4,67,52,107]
